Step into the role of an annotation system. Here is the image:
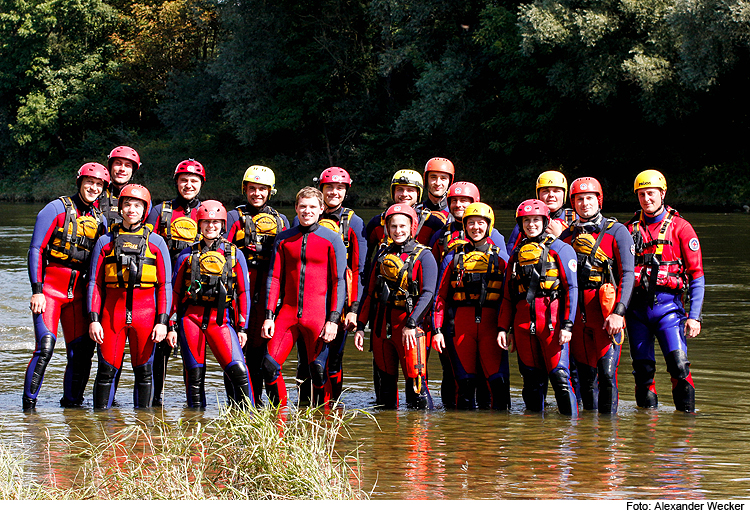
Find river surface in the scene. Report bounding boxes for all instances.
[0,202,748,499]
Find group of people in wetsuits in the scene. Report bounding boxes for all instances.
[24,147,705,415]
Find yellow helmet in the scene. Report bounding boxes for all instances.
[462,201,495,235]
[242,165,277,196]
[536,170,568,201]
[634,170,667,193]
[390,169,423,202]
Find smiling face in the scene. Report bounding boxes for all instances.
[522,215,545,238]
[176,173,203,201]
[393,185,419,206]
[110,158,135,186]
[322,182,347,211]
[245,182,271,208]
[449,196,473,220]
[637,188,665,216]
[295,196,324,227]
[78,176,104,205]
[121,197,145,228]
[573,192,599,219]
[538,187,565,213]
[426,172,451,200]
[464,215,489,243]
[387,214,412,244]
[200,219,223,240]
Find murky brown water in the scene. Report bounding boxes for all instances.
[1,203,748,499]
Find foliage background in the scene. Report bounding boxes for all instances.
[2,0,749,209]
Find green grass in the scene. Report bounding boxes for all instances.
[1,405,373,500]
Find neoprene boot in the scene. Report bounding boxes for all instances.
[550,368,578,417]
[597,350,619,414]
[633,359,658,408]
[93,362,119,409]
[133,363,154,408]
[577,362,599,411]
[439,351,456,409]
[455,377,477,410]
[665,350,695,412]
[224,362,253,407]
[152,341,172,406]
[519,362,546,412]
[60,338,95,407]
[488,376,511,411]
[24,334,55,406]
[377,370,399,409]
[185,366,206,408]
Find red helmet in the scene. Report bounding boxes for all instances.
[447,181,480,205]
[317,167,351,188]
[196,200,227,225]
[174,159,206,182]
[515,199,550,230]
[118,184,152,221]
[424,157,455,183]
[569,177,603,208]
[77,162,110,189]
[384,204,420,238]
[107,146,141,172]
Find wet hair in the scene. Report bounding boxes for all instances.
[295,186,324,207]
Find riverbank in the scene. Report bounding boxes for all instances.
[0,405,370,500]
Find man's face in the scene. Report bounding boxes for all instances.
[393,185,419,206]
[295,196,324,227]
[110,158,135,186]
[573,193,599,219]
[637,188,665,215]
[322,183,347,210]
[426,172,451,200]
[121,197,145,227]
[538,187,565,213]
[79,176,104,204]
[245,182,271,208]
[449,197,473,219]
[176,173,203,201]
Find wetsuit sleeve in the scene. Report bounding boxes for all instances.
[225,210,240,241]
[265,236,285,319]
[490,229,509,262]
[356,258,378,332]
[152,234,172,325]
[87,237,108,321]
[144,204,161,234]
[611,223,635,313]
[407,250,438,328]
[505,224,521,257]
[428,229,442,262]
[497,254,517,333]
[170,249,191,317]
[553,239,578,328]
[432,251,455,332]
[675,218,705,319]
[328,235,348,322]
[233,247,251,330]
[281,214,290,230]
[291,215,299,228]
[348,213,368,312]
[28,200,63,291]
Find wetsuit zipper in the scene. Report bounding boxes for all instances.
[298,232,308,318]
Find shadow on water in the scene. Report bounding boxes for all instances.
[0,204,748,498]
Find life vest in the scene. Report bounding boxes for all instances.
[629,207,685,292]
[555,208,577,229]
[451,245,504,308]
[103,224,159,324]
[511,235,561,300]
[45,196,105,270]
[184,239,239,327]
[99,188,121,226]
[374,243,427,312]
[570,218,616,289]
[233,205,284,267]
[319,208,356,309]
[437,224,469,261]
[160,200,201,254]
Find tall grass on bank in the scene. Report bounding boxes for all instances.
[1,405,372,500]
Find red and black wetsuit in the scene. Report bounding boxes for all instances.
[145,196,201,404]
[358,239,438,409]
[499,234,579,416]
[560,213,635,413]
[171,238,253,407]
[87,223,172,408]
[225,203,289,403]
[433,240,510,409]
[24,194,107,409]
[263,222,347,406]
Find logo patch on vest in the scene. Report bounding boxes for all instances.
[630,244,635,255]
[689,238,700,251]
[122,241,139,250]
[568,259,577,273]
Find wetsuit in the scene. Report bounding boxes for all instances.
[88,223,172,408]
[263,222,347,406]
[97,185,125,227]
[225,203,289,403]
[560,214,635,413]
[145,196,202,404]
[292,206,367,403]
[498,234,579,415]
[625,207,704,412]
[506,207,577,255]
[433,240,510,409]
[428,220,508,408]
[25,194,107,409]
[417,196,449,214]
[171,237,253,407]
[358,239,438,409]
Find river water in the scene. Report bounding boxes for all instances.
[0,202,748,499]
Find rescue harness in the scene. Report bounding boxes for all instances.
[45,196,105,272]
[510,234,561,335]
[185,238,238,329]
[235,205,284,267]
[629,207,685,294]
[160,199,201,254]
[450,244,505,323]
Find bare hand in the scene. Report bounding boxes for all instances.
[238,331,248,348]
[320,321,338,343]
[497,331,507,350]
[402,327,417,350]
[603,313,624,336]
[151,323,167,343]
[685,318,701,338]
[30,293,46,314]
[559,329,572,345]
[432,333,445,354]
[344,312,357,332]
[167,330,178,348]
[89,322,104,344]
[261,319,275,339]
[354,330,365,351]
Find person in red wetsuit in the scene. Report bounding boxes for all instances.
[168,200,253,408]
[432,202,510,410]
[261,187,347,407]
[24,163,111,410]
[559,177,635,414]
[225,165,289,405]
[498,200,579,416]
[419,157,454,213]
[294,167,367,404]
[88,184,172,409]
[145,159,205,405]
[626,170,704,412]
[355,204,438,409]
[97,146,141,227]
